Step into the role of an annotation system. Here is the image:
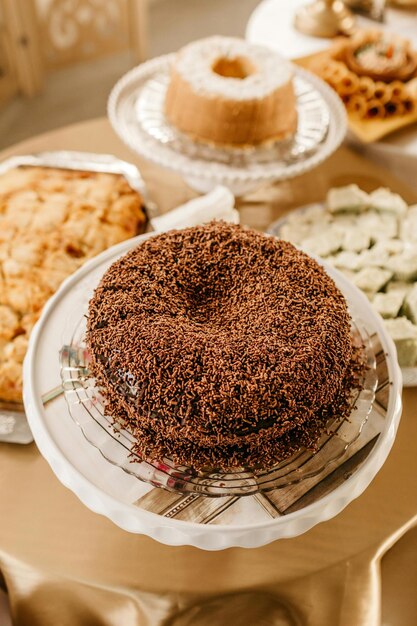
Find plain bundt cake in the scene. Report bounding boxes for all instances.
[86,222,365,471]
[165,36,298,146]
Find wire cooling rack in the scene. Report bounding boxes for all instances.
[60,313,377,497]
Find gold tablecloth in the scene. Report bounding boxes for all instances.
[0,118,416,626]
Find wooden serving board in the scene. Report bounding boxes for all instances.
[296,52,417,144]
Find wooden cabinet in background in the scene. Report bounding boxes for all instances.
[0,0,43,101]
[0,15,17,106]
[0,0,147,105]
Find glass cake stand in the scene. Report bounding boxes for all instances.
[23,234,402,549]
[108,55,347,194]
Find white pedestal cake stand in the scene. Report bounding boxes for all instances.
[23,235,402,550]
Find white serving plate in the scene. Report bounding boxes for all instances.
[23,234,402,550]
[108,55,347,195]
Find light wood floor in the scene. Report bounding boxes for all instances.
[0,0,261,150]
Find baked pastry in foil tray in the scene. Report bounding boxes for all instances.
[0,155,148,405]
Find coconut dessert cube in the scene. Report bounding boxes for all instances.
[280,222,311,245]
[377,216,398,241]
[331,251,362,271]
[369,188,408,216]
[402,203,417,216]
[332,214,358,229]
[357,211,398,241]
[325,255,337,266]
[353,267,393,293]
[384,317,417,366]
[372,292,405,319]
[300,229,343,257]
[342,229,371,253]
[386,252,417,281]
[308,220,335,237]
[357,247,388,269]
[386,281,413,297]
[339,269,356,282]
[291,204,328,224]
[372,239,404,257]
[400,206,417,244]
[327,184,369,213]
[404,285,417,324]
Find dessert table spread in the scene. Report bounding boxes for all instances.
[1,117,417,626]
[246,0,417,189]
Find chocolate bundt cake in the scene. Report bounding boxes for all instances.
[86,222,365,471]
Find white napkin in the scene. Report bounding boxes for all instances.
[0,409,33,444]
[150,185,239,232]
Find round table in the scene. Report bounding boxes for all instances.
[1,117,417,626]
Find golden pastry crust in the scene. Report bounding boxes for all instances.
[0,166,147,403]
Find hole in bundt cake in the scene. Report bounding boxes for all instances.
[212,56,256,79]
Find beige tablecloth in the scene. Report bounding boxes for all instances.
[0,118,416,626]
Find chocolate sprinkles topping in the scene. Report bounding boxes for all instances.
[86,222,366,471]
